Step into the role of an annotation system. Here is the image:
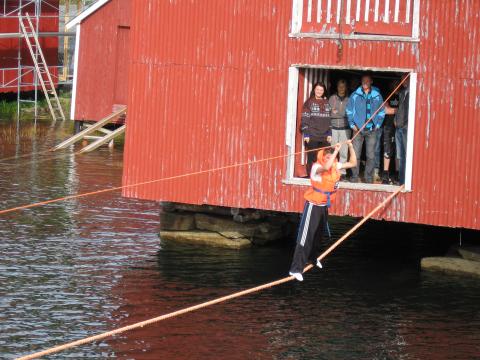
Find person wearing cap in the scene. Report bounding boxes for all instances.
[395,76,410,185]
[346,74,385,183]
[288,141,357,282]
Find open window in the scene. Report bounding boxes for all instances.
[284,65,417,191]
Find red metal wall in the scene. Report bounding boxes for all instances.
[0,1,59,94]
[73,0,130,121]
[122,0,480,230]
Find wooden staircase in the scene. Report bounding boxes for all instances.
[52,106,127,153]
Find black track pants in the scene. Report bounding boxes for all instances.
[289,202,328,274]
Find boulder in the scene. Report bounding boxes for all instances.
[251,224,285,245]
[445,244,460,257]
[160,211,195,231]
[421,257,480,277]
[160,230,251,249]
[458,246,480,263]
[254,222,284,240]
[160,202,177,212]
[218,231,248,239]
[231,208,263,223]
[195,213,258,237]
[171,203,233,216]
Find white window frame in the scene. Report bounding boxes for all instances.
[284,65,417,192]
[290,0,421,42]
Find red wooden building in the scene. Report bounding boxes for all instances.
[66,0,130,122]
[74,0,479,230]
[0,0,59,93]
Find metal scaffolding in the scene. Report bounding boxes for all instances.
[0,0,91,121]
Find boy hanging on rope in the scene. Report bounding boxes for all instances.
[289,141,357,281]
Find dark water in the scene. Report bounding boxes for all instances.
[1,120,479,360]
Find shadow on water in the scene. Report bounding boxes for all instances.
[107,220,480,360]
[1,119,479,359]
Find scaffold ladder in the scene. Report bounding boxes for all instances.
[19,12,66,122]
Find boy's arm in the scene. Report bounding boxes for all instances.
[340,141,357,169]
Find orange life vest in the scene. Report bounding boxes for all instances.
[304,150,341,207]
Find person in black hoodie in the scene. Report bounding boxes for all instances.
[300,82,332,176]
[395,76,410,185]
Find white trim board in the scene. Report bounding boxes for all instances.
[404,72,417,191]
[411,0,421,39]
[282,177,405,193]
[291,64,414,72]
[66,0,110,30]
[291,0,303,33]
[289,33,420,42]
[285,67,299,179]
[70,24,81,120]
[285,68,299,148]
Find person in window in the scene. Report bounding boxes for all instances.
[381,80,400,184]
[346,74,385,183]
[395,76,410,185]
[300,82,332,176]
[329,79,350,181]
[288,141,357,282]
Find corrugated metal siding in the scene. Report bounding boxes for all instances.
[0,1,59,93]
[122,0,479,230]
[73,0,130,121]
[409,0,480,229]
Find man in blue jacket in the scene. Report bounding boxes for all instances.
[346,75,385,183]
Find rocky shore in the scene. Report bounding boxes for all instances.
[159,202,299,249]
[421,245,480,277]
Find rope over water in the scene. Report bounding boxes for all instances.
[6,74,410,359]
[16,186,403,360]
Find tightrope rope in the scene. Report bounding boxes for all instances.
[0,149,302,215]
[0,151,75,170]
[0,73,408,216]
[9,76,409,358]
[0,149,52,164]
[15,186,403,360]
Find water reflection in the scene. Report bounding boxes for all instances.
[0,120,479,359]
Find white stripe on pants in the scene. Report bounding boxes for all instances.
[300,203,313,246]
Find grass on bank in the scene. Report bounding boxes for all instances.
[0,89,72,122]
[0,89,126,147]
[0,100,17,120]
